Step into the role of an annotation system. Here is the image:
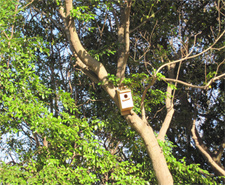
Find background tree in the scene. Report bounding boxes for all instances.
[0,0,225,184]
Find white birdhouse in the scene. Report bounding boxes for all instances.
[116,88,134,115]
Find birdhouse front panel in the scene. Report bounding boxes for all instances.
[117,89,134,112]
[119,92,133,109]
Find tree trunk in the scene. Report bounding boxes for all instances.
[60,1,174,184]
[126,111,173,185]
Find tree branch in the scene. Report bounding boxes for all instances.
[157,63,176,141]
[61,0,118,101]
[116,1,132,81]
[162,72,225,90]
[140,78,156,122]
[156,29,225,75]
[213,137,225,164]
[191,118,225,177]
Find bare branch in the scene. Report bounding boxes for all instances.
[213,137,225,163]
[2,31,9,40]
[156,30,225,75]
[140,78,156,122]
[152,105,166,119]
[162,78,206,89]
[191,119,225,176]
[162,73,225,90]
[20,0,34,10]
[205,73,225,87]
[215,59,225,76]
[157,63,176,141]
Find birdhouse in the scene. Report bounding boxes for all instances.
[116,88,134,115]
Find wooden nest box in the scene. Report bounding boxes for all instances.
[116,88,134,115]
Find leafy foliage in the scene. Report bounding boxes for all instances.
[159,139,218,184]
[0,0,225,184]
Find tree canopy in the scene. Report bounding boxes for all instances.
[0,0,225,184]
